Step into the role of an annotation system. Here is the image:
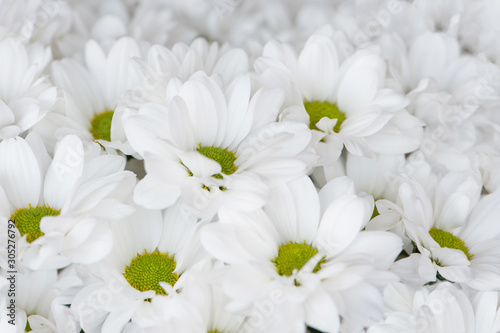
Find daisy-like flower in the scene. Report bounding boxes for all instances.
[381,31,478,95]
[71,203,207,332]
[378,31,499,175]
[459,0,500,65]
[411,0,464,34]
[387,172,500,290]
[254,26,420,165]
[113,37,250,156]
[123,37,249,106]
[131,260,247,332]
[201,176,402,332]
[368,281,500,333]
[32,36,142,153]
[0,134,135,270]
[125,74,315,218]
[0,38,57,140]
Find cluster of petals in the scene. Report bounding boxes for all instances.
[1,0,500,333]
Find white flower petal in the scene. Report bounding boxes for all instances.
[318,176,356,216]
[0,137,41,209]
[460,192,500,245]
[178,77,223,146]
[473,292,498,333]
[398,181,434,231]
[337,65,379,115]
[305,287,340,333]
[338,231,402,270]
[61,218,113,264]
[133,174,181,210]
[298,34,339,102]
[315,194,367,256]
[44,135,84,209]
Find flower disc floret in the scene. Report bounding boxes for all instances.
[11,205,61,243]
[123,250,179,295]
[197,145,237,179]
[429,228,472,261]
[272,241,324,276]
[90,110,114,141]
[304,101,346,133]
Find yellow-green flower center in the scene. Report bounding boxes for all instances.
[371,203,380,220]
[429,228,472,261]
[304,101,346,133]
[90,110,114,141]
[197,146,237,179]
[123,250,178,296]
[272,242,324,276]
[11,205,61,243]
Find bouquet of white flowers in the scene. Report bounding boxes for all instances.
[1,0,500,332]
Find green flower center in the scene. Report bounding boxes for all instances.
[429,228,472,261]
[11,205,61,243]
[197,146,237,179]
[272,242,325,276]
[371,203,380,220]
[304,101,346,133]
[90,110,114,141]
[123,250,179,296]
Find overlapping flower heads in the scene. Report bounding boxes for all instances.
[1,0,500,332]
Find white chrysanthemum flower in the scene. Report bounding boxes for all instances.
[459,0,500,65]
[380,31,500,175]
[71,204,207,332]
[382,32,478,95]
[131,260,246,333]
[32,37,142,153]
[368,281,500,333]
[113,37,250,156]
[0,38,56,141]
[387,172,500,290]
[411,0,464,34]
[255,27,420,165]
[122,37,249,107]
[201,176,402,332]
[125,74,315,218]
[0,134,135,270]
